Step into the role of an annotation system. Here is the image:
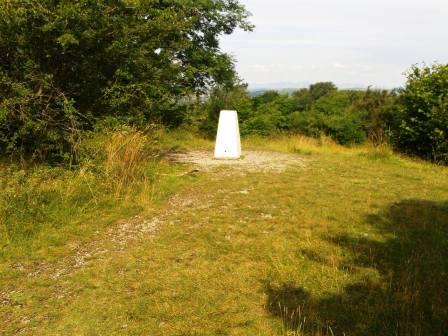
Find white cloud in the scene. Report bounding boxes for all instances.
[220,0,448,88]
[332,63,347,69]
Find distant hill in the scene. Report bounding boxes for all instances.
[248,85,384,97]
[248,88,299,97]
[247,82,373,97]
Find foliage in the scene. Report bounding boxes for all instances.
[201,82,398,145]
[252,90,281,108]
[353,88,401,145]
[390,64,448,163]
[200,84,253,134]
[308,81,337,101]
[0,0,252,161]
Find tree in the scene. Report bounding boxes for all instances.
[291,88,312,111]
[353,88,399,145]
[309,82,337,101]
[200,84,253,135]
[252,90,280,108]
[391,64,448,163]
[311,90,366,144]
[0,0,253,161]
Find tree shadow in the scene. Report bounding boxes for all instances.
[265,200,448,335]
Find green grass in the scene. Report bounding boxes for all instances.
[0,129,191,262]
[1,132,447,335]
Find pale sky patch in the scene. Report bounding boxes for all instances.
[220,0,448,89]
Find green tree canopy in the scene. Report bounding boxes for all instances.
[309,82,337,101]
[392,64,448,163]
[0,0,252,161]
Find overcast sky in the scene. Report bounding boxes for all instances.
[220,0,448,89]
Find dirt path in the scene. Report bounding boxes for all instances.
[6,150,307,281]
[1,149,309,334]
[5,150,307,282]
[1,187,215,334]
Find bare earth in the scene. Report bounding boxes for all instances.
[168,150,307,173]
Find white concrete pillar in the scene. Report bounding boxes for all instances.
[214,110,241,159]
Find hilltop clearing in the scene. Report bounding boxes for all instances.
[1,134,447,335]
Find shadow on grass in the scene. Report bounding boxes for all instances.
[265,200,448,335]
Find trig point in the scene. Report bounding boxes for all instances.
[214,110,241,159]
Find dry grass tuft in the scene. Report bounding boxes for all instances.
[243,134,362,156]
[104,130,153,196]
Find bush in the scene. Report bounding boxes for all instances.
[391,64,448,164]
[201,82,399,145]
[323,114,366,145]
[200,75,447,157]
[0,71,81,162]
[200,85,253,136]
[241,102,286,136]
[288,111,322,137]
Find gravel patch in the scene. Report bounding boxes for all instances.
[169,150,306,173]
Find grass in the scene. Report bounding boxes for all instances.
[0,128,190,262]
[1,132,447,335]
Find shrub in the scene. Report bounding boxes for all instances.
[241,112,281,136]
[0,71,81,162]
[200,85,253,136]
[241,102,287,136]
[322,113,366,145]
[288,111,322,137]
[390,64,448,164]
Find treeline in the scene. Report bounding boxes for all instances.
[201,82,396,145]
[0,1,447,165]
[201,64,448,164]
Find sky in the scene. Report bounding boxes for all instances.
[220,0,448,89]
